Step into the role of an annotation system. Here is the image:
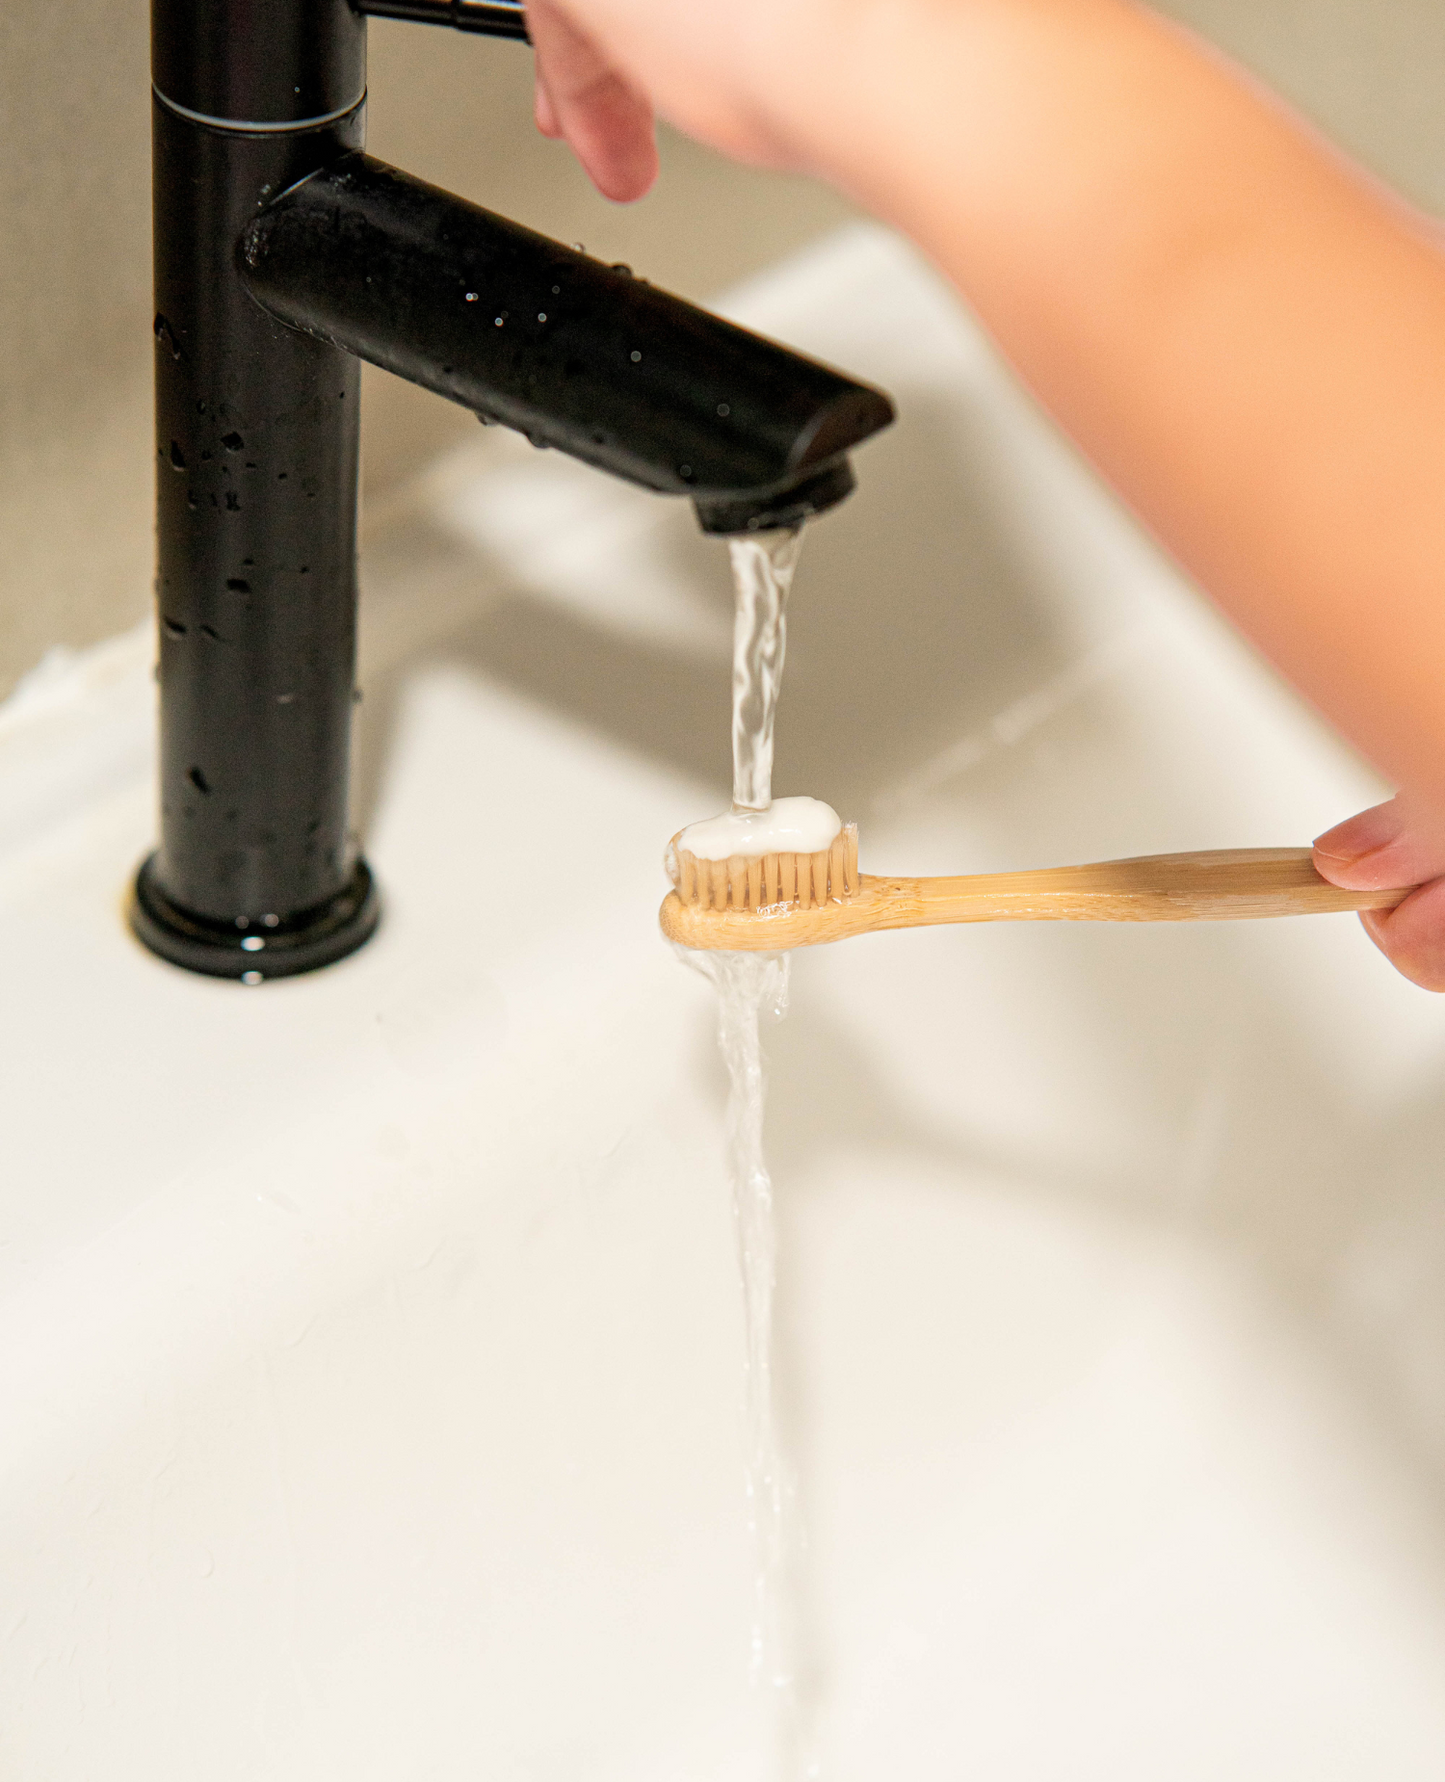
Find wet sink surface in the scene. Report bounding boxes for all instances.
[4,227,1445,1779]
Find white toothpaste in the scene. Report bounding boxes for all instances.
[673,795,842,865]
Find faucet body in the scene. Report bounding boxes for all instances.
[136,0,893,980]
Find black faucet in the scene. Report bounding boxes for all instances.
[134,0,895,981]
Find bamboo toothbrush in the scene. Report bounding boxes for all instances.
[660,824,1416,951]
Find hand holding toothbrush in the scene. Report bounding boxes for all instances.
[526,0,1445,990]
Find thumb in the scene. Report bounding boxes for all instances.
[1313,793,1445,890]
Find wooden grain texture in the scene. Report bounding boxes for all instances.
[660,847,1414,952]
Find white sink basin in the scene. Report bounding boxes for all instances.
[4,226,1445,1779]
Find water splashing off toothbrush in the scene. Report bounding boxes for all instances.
[687,944,809,1779]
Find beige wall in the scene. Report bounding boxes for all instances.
[0,0,152,700]
[1,2,1443,696]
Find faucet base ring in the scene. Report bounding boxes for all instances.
[130,856,381,981]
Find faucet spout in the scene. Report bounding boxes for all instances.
[237,154,894,534]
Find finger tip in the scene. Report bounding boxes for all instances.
[1313,799,1403,864]
[591,172,653,203]
[550,73,657,200]
[599,151,659,203]
[1312,843,1381,892]
[567,121,658,203]
[1312,828,1371,875]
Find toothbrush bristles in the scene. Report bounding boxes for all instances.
[673,823,860,913]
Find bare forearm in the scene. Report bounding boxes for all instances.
[755,0,1445,810]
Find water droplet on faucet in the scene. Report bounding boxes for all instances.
[154,314,184,360]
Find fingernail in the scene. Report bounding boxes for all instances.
[1314,798,1404,862]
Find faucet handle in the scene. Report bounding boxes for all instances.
[354,0,529,39]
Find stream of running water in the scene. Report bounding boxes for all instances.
[693,525,815,1777]
[729,528,803,814]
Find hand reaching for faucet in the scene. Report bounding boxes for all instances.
[524,0,812,196]
[525,0,658,202]
[527,0,1445,992]
[523,0,830,196]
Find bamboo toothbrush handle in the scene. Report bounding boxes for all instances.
[863,847,1409,931]
[659,846,1419,951]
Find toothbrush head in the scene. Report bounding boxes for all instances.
[660,823,860,951]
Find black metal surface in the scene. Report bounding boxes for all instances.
[152,0,366,125]
[143,93,373,961]
[238,154,894,531]
[693,460,857,536]
[133,855,380,981]
[356,0,529,40]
